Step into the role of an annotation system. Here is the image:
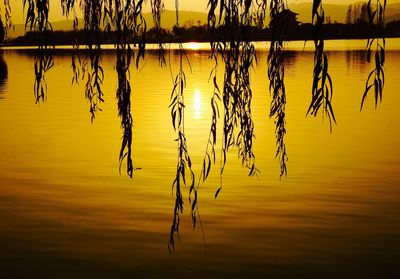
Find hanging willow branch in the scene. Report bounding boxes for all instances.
[202,0,222,191]
[150,0,166,66]
[268,0,287,178]
[0,0,13,37]
[193,1,222,248]
[113,0,147,178]
[220,1,239,179]
[219,1,260,179]
[61,0,75,15]
[237,3,258,178]
[81,0,105,121]
[168,0,195,253]
[61,0,147,178]
[361,0,386,110]
[61,0,81,85]
[115,1,132,178]
[307,0,335,131]
[23,0,54,104]
[203,0,261,200]
[70,11,81,84]
[197,66,220,187]
[255,0,267,29]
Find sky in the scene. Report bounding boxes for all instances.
[4,0,400,24]
[162,0,399,11]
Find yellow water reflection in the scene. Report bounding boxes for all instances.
[185,42,202,50]
[0,43,400,278]
[192,88,202,118]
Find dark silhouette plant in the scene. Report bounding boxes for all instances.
[0,19,5,42]
[0,53,7,95]
[361,0,386,110]
[268,0,288,178]
[0,0,12,39]
[168,0,196,253]
[23,0,54,104]
[307,0,336,132]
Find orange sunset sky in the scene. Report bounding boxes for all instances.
[5,0,400,25]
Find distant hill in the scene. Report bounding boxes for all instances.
[8,19,83,39]
[7,10,208,38]
[386,12,400,23]
[7,4,400,38]
[156,10,208,29]
[289,2,400,24]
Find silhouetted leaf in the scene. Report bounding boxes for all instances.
[215,187,222,199]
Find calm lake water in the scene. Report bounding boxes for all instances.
[1,39,400,278]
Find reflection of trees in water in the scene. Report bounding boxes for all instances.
[345,50,369,71]
[0,52,7,99]
[282,51,298,70]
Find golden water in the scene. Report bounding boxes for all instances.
[1,40,400,278]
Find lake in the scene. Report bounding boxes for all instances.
[1,39,400,278]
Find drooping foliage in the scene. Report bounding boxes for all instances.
[80,0,105,122]
[61,0,146,177]
[361,0,386,110]
[0,0,12,38]
[0,17,5,42]
[307,0,336,131]
[151,0,166,65]
[268,0,287,178]
[23,0,54,103]
[112,0,147,178]
[168,0,195,252]
[206,0,263,191]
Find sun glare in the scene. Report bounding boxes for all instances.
[186,42,201,50]
[193,89,202,118]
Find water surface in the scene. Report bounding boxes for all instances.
[1,40,400,278]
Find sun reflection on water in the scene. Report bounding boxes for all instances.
[193,89,202,119]
[185,42,202,50]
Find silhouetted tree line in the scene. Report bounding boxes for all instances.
[346,3,369,24]
[10,21,400,46]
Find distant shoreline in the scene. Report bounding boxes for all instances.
[2,37,400,48]
[2,21,400,48]
[3,38,400,53]
[2,21,400,50]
